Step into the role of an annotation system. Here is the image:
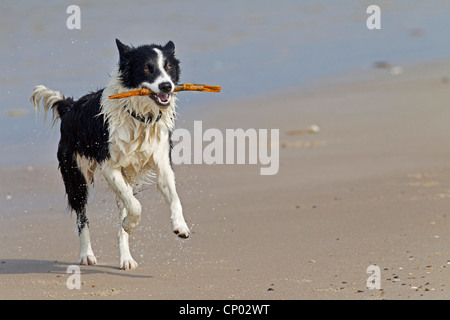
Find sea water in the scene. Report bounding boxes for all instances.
[1,0,450,164]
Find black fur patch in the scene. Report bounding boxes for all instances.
[59,89,110,163]
[56,89,110,232]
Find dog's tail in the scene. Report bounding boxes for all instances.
[31,85,73,126]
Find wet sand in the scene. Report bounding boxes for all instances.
[1,60,450,300]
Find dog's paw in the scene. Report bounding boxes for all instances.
[122,215,140,234]
[120,258,138,270]
[173,221,190,239]
[79,254,97,266]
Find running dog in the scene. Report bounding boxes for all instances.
[31,39,190,270]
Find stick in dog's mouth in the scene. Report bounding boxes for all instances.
[108,84,221,100]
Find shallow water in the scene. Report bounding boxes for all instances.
[1,0,450,164]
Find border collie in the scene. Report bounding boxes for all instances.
[31,39,190,270]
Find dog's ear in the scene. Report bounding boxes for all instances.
[164,41,175,55]
[116,39,131,59]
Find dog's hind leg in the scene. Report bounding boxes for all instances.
[57,143,97,265]
[78,214,96,265]
[116,198,138,270]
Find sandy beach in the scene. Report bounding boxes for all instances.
[1,59,450,300]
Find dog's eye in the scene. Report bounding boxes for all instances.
[144,66,154,73]
[166,65,172,70]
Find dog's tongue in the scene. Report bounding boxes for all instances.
[158,93,169,102]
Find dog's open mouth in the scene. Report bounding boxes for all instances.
[149,93,171,107]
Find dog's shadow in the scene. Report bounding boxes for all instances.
[0,259,152,279]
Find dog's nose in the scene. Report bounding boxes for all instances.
[158,82,172,93]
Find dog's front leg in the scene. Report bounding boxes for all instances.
[103,167,141,235]
[116,199,138,270]
[156,161,190,238]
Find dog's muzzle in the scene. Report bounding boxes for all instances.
[149,82,173,107]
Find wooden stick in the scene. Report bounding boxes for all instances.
[109,83,221,99]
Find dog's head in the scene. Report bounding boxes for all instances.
[115,39,180,109]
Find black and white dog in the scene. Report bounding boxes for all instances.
[31,39,190,270]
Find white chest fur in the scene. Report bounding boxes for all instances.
[100,72,176,184]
